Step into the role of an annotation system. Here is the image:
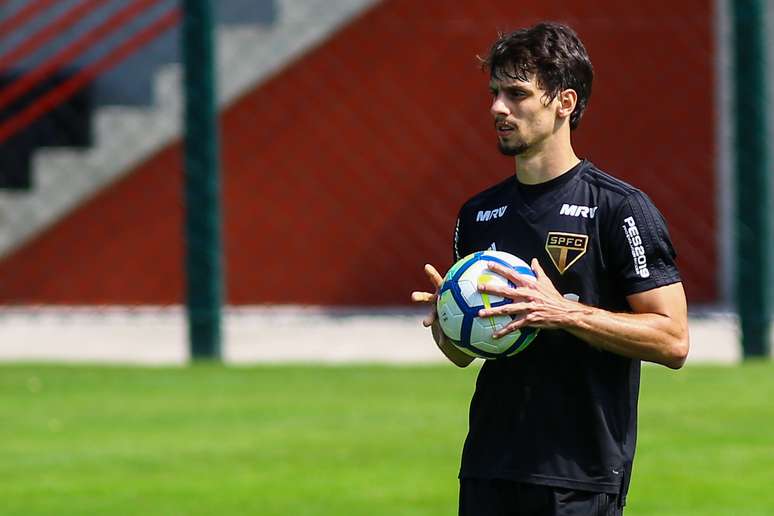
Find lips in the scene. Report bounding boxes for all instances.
[495,120,515,135]
[496,123,514,137]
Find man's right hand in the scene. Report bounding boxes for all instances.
[411,264,475,368]
[410,264,444,327]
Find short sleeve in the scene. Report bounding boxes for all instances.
[607,191,681,295]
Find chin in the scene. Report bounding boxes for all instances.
[498,141,529,156]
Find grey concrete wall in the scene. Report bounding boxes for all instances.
[0,0,277,106]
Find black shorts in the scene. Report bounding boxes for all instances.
[459,478,623,516]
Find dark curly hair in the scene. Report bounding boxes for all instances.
[481,22,594,130]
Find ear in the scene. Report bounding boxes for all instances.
[556,89,578,121]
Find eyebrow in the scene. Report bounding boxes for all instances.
[489,83,529,93]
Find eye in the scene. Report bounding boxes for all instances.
[505,89,526,99]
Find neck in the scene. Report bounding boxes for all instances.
[514,137,580,185]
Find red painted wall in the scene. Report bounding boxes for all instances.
[0,0,716,304]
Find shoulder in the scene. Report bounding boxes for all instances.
[458,176,515,217]
[579,162,663,216]
[579,162,638,200]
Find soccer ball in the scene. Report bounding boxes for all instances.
[436,251,540,359]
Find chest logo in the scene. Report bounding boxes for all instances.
[475,205,508,222]
[560,204,598,218]
[545,232,588,274]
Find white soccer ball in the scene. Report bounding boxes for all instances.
[436,251,539,359]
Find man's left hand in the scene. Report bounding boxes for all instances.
[477,258,583,338]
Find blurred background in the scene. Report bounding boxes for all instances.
[0,0,770,362]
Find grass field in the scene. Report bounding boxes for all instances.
[2,362,773,515]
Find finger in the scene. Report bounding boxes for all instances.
[476,281,517,298]
[422,308,438,327]
[493,318,528,338]
[531,258,546,279]
[477,282,534,301]
[478,302,532,318]
[485,262,533,287]
[424,264,444,289]
[411,291,435,303]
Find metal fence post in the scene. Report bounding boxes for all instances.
[181,0,223,360]
[732,0,771,358]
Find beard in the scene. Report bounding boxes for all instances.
[497,139,530,156]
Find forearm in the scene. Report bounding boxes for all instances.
[563,304,689,369]
[431,322,475,367]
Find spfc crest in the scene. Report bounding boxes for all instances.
[545,232,588,274]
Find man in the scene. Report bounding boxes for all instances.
[411,22,689,515]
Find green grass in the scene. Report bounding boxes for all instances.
[1,362,773,515]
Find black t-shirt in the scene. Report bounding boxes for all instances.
[454,159,681,500]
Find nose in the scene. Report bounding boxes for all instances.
[490,93,509,119]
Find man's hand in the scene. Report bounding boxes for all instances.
[478,258,689,368]
[410,264,444,327]
[411,264,474,367]
[477,258,583,338]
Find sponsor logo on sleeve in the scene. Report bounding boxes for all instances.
[545,232,588,274]
[475,205,508,222]
[623,216,650,278]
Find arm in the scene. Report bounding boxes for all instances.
[478,259,690,369]
[411,264,475,368]
[430,318,476,368]
[566,282,688,368]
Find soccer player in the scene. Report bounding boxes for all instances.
[411,22,689,515]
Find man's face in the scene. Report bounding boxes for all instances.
[488,73,559,156]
